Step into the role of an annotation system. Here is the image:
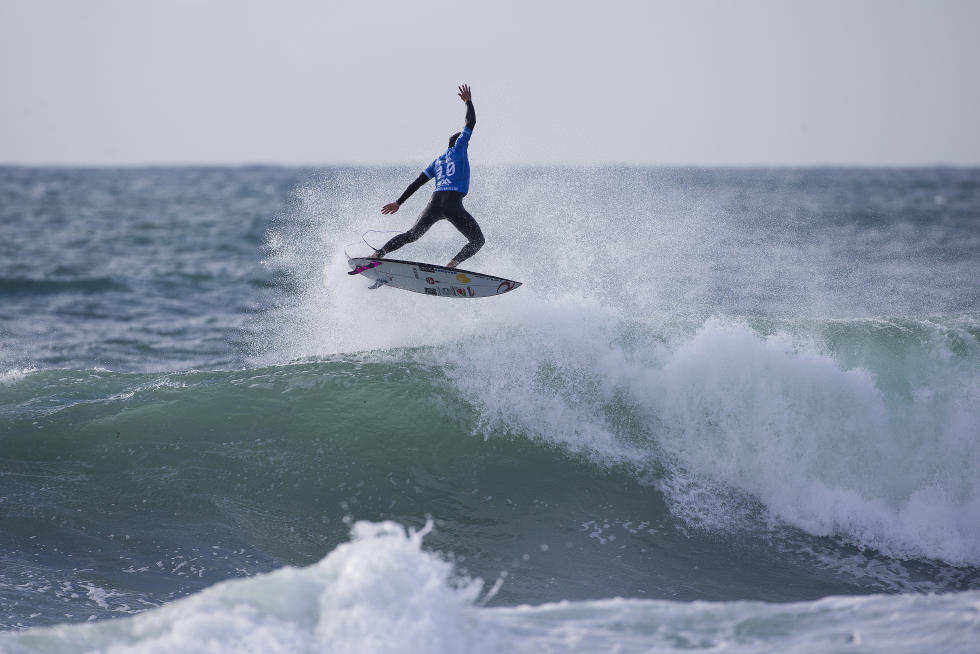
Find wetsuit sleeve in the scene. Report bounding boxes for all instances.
[396,173,431,205]
[450,100,475,151]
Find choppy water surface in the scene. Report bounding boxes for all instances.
[1,166,978,652]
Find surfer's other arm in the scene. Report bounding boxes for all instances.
[381,174,431,214]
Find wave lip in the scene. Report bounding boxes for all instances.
[641,317,980,566]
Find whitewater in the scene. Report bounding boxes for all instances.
[1,166,978,652]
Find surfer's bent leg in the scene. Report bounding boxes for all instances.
[374,202,441,258]
[444,194,485,265]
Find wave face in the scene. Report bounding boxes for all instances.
[2,324,978,632]
[2,166,979,647]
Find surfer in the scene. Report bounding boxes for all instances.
[372,84,484,269]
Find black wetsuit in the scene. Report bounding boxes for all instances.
[374,100,484,265]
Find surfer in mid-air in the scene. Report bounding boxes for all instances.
[371,84,484,269]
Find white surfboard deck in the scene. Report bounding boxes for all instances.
[347,257,521,298]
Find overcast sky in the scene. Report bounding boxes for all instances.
[2,0,978,166]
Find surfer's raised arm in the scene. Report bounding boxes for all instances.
[381,86,475,216]
[459,84,475,130]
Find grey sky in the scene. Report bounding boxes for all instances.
[2,0,978,166]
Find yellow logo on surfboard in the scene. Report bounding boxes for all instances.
[455,273,471,283]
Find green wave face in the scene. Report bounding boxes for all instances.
[4,312,980,630]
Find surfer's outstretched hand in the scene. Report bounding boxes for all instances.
[381,202,400,215]
[458,84,471,102]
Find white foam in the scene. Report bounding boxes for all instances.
[3,521,977,654]
[434,310,980,566]
[642,318,980,565]
[0,366,37,386]
[0,521,499,654]
[488,591,980,654]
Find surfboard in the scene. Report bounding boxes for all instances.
[347,257,521,298]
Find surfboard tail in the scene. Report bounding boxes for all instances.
[347,261,382,275]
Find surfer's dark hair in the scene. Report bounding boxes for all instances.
[449,132,462,147]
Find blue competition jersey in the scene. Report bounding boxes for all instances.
[423,127,472,194]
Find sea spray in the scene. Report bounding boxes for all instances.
[260,166,980,563]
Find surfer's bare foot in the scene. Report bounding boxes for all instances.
[446,260,458,269]
[371,251,381,259]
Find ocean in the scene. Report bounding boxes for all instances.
[0,165,978,652]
